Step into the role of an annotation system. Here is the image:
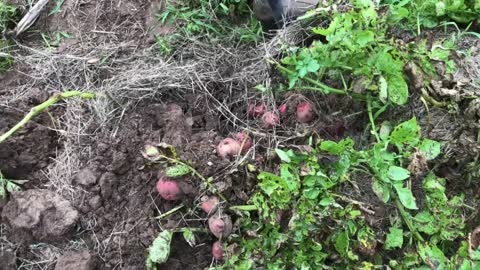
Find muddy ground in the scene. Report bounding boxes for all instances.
[0,1,479,270]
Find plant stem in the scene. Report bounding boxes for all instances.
[0,91,95,144]
[229,205,258,211]
[272,62,367,101]
[367,94,381,143]
[394,198,424,242]
[155,204,184,219]
[158,154,228,202]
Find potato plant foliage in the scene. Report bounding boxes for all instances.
[218,118,474,269]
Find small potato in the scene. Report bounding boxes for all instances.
[296,102,316,123]
[156,178,182,200]
[208,214,233,239]
[247,103,266,118]
[235,132,252,153]
[278,104,287,115]
[201,196,220,215]
[217,138,241,158]
[212,241,224,260]
[261,111,280,128]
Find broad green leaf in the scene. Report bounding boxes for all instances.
[394,184,418,210]
[385,227,403,249]
[355,30,374,46]
[182,229,196,247]
[387,166,411,181]
[334,231,349,257]
[303,188,321,200]
[386,73,408,105]
[165,164,191,177]
[389,118,420,146]
[418,139,441,160]
[275,148,291,163]
[147,230,173,266]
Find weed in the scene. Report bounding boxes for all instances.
[155,0,260,55]
[0,2,16,34]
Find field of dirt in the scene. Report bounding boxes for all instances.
[0,0,479,269]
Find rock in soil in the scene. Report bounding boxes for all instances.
[1,189,79,242]
[55,251,98,270]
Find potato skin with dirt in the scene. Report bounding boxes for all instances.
[217,138,241,158]
[261,111,280,128]
[235,132,252,153]
[208,214,233,239]
[296,102,316,123]
[247,103,266,118]
[212,241,224,260]
[201,196,220,215]
[156,178,182,200]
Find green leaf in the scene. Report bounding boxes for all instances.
[275,148,291,163]
[147,230,173,267]
[303,188,321,200]
[165,164,191,177]
[182,229,196,247]
[385,227,403,250]
[355,30,375,46]
[387,166,411,181]
[418,139,441,160]
[394,184,418,210]
[389,118,420,147]
[372,180,390,203]
[386,73,408,105]
[334,231,349,257]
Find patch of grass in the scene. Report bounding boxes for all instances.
[155,0,261,55]
[0,3,17,73]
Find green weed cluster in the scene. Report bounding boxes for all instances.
[155,0,261,55]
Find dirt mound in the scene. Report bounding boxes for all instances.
[2,189,79,242]
[54,251,99,270]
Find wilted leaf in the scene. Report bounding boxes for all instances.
[147,230,173,267]
[165,164,191,177]
[182,229,196,247]
[418,139,441,160]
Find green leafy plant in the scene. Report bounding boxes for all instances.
[0,2,16,34]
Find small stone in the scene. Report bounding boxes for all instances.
[99,172,117,199]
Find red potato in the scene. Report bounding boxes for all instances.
[156,178,182,200]
[201,196,220,215]
[247,103,266,118]
[235,132,252,153]
[208,214,233,239]
[296,102,316,123]
[261,111,280,128]
[217,138,241,158]
[212,241,224,260]
[278,104,287,115]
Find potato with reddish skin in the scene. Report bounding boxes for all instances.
[235,132,252,153]
[247,103,266,118]
[156,177,182,200]
[212,241,224,260]
[217,138,241,158]
[278,104,287,115]
[261,111,280,128]
[208,214,233,239]
[201,196,220,215]
[296,102,316,123]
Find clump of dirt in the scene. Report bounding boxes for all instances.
[2,189,79,242]
[54,251,99,270]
